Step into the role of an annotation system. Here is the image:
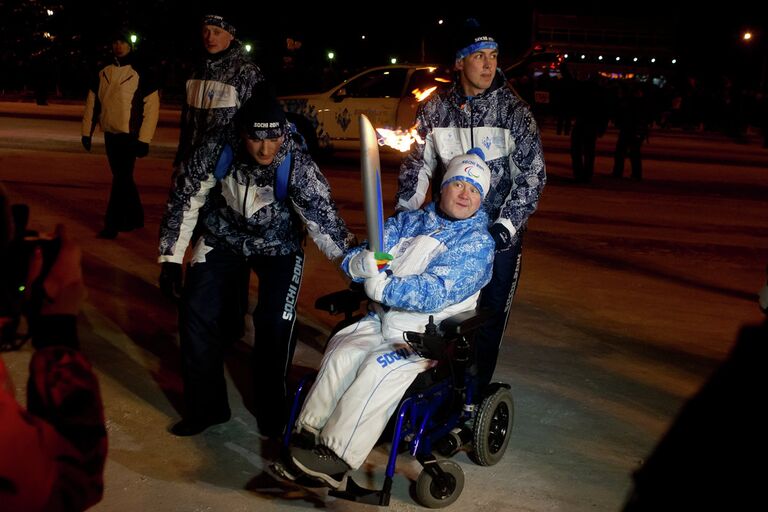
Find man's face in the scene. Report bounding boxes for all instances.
[202,25,234,54]
[112,40,131,58]
[243,135,284,165]
[456,48,498,96]
[439,180,482,220]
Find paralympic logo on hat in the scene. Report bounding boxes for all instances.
[464,165,480,179]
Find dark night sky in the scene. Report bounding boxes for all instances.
[4,1,766,89]
[87,2,765,68]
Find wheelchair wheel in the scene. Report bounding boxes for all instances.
[470,387,514,466]
[414,460,464,508]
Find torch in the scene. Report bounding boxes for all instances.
[359,114,392,268]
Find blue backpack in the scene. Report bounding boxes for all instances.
[213,144,292,202]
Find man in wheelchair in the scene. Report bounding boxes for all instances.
[286,149,495,489]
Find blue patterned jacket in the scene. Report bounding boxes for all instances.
[342,203,494,337]
[174,42,264,167]
[396,69,546,243]
[159,125,353,263]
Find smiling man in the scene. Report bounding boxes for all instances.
[396,17,547,397]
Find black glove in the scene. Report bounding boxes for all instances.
[135,140,149,158]
[81,136,92,151]
[489,223,514,253]
[159,262,183,301]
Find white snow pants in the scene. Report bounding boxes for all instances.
[296,314,432,469]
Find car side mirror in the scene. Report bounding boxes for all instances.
[332,88,347,102]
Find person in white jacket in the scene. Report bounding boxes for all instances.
[81,29,159,239]
[288,149,495,489]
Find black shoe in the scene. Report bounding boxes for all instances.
[97,228,118,239]
[170,413,230,436]
[291,444,350,489]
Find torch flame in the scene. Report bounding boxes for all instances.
[412,86,438,102]
[374,87,435,151]
[376,125,424,152]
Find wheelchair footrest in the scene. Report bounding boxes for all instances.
[329,475,391,506]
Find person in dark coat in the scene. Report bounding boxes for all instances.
[612,83,650,180]
[569,74,608,183]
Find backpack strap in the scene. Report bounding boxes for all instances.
[274,150,292,202]
[213,144,234,180]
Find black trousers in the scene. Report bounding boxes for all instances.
[613,130,644,179]
[103,132,143,231]
[570,123,599,183]
[474,235,524,393]
[179,245,304,435]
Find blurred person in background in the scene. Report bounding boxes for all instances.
[81,29,159,239]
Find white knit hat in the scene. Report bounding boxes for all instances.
[441,148,491,199]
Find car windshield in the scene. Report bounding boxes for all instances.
[338,68,409,98]
[406,68,452,97]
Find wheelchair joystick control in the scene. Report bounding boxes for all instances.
[425,315,437,335]
[404,315,445,359]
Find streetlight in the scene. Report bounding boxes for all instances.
[743,31,753,42]
[390,57,397,64]
[130,33,137,45]
[327,51,335,61]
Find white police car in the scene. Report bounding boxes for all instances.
[279,64,451,154]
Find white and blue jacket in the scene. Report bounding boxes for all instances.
[396,69,546,244]
[159,123,353,263]
[342,203,494,338]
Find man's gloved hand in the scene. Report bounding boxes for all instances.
[135,141,150,158]
[348,249,381,279]
[489,223,514,253]
[81,136,92,151]
[159,262,183,301]
[364,272,388,303]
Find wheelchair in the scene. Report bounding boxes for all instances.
[278,286,515,508]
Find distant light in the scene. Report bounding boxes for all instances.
[633,57,638,62]
[46,9,54,16]
[671,58,677,64]
[130,33,137,44]
[598,55,603,60]
[438,19,444,25]
[564,53,569,59]
[580,54,585,60]
[743,31,753,41]
[327,51,335,60]
[361,35,366,40]
[651,57,656,63]
[244,43,252,53]
[43,31,52,40]
[615,56,620,61]
[390,57,397,64]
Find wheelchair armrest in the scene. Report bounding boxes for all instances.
[314,283,366,315]
[439,308,493,336]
